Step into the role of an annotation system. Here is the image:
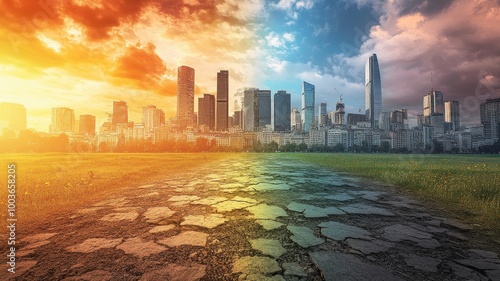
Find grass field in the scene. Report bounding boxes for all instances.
[0,153,224,224]
[290,153,500,235]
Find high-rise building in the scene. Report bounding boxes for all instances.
[365,53,382,128]
[423,90,444,117]
[274,90,291,132]
[291,108,301,132]
[422,90,445,134]
[318,103,328,127]
[242,88,258,132]
[112,101,128,130]
[347,113,366,126]
[233,110,241,128]
[0,102,27,133]
[257,90,271,129]
[50,107,75,134]
[480,98,500,141]
[301,81,315,133]
[216,70,229,131]
[389,109,408,131]
[445,100,460,131]
[177,66,195,129]
[142,105,164,133]
[334,99,345,125]
[79,115,96,136]
[198,94,215,130]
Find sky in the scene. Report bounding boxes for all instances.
[1,0,500,131]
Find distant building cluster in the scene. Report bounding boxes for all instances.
[2,53,500,153]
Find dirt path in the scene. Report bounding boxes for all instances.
[3,154,500,280]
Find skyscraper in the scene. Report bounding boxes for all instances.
[423,90,444,117]
[422,90,445,134]
[318,103,328,127]
[216,70,229,131]
[301,81,315,133]
[274,90,291,132]
[257,90,271,129]
[177,66,195,129]
[242,88,258,132]
[0,102,27,133]
[198,94,215,130]
[79,114,96,136]
[444,100,460,131]
[291,108,301,132]
[112,101,128,130]
[334,99,345,125]
[480,98,500,141]
[51,107,75,134]
[142,105,164,133]
[365,53,382,128]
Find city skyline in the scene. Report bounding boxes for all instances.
[1,1,500,132]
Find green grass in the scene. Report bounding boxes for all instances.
[0,153,224,224]
[288,153,500,235]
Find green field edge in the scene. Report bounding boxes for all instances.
[286,153,500,237]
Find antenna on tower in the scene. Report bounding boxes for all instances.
[431,71,434,91]
[334,88,343,103]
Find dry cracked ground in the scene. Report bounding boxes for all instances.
[3,154,500,281]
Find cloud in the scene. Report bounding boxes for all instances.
[111,42,176,95]
[333,0,500,124]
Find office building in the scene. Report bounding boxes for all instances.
[480,98,500,141]
[217,70,229,131]
[301,81,315,133]
[198,94,215,130]
[50,107,75,134]
[423,90,444,117]
[334,99,345,125]
[274,90,291,132]
[142,105,165,133]
[0,102,27,133]
[177,65,195,129]
[445,100,460,131]
[112,101,128,130]
[79,114,96,136]
[242,88,258,132]
[365,53,382,128]
[318,103,328,127]
[291,108,301,132]
[347,113,366,126]
[257,90,271,129]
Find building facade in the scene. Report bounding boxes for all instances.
[365,53,382,128]
[0,102,27,134]
[50,107,75,134]
[112,101,128,130]
[257,90,271,129]
[79,114,96,136]
[480,98,500,141]
[301,81,315,133]
[445,100,460,131]
[216,70,229,131]
[198,94,216,131]
[274,90,291,132]
[177,65,195,129]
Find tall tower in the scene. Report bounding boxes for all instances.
[242,88,258,132]
[318,103,327,127]
[112,101,128,130]
[444,100,460,131]
[51,107,75,134]
[0,102,27,133]
[274,90,291,132]
[177,66,195,129]
[334,97,345,125]
[198,94,215,130]
[301,81,315,133]
[480,98,500,141]
[291,108,301,132]
[365,53,382,128]
[79,115,96,136]
[257,90,271,129]
[216,70,229,131]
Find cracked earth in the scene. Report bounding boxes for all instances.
[3,154,500,280]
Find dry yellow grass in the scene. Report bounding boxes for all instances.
[0,153,225,224]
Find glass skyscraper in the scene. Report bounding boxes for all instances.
[365,54,382,128]
[301,81,315,133]
[274,90,291,132]
[177,66,195,129]
[216,70,229,131]
[257,90,271,128]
